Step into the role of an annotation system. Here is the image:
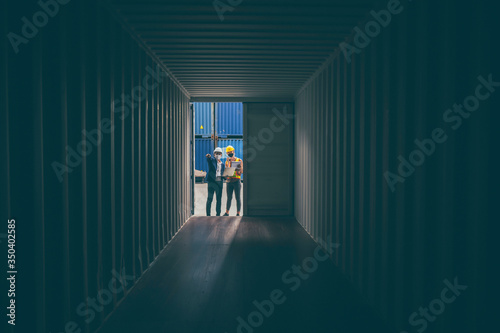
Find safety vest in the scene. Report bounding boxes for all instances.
[225,157,242,179]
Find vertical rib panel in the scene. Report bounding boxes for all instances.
[294,2,497,332]
[3,2,192,331]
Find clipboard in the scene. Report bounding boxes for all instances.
[230,161,241,169]
[222,167,236,177]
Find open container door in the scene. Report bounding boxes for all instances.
[243,103,294,216]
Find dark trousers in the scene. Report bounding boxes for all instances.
[206,180,223,216]
[226,179,241,212]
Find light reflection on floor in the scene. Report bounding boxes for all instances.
[194,183,244,216]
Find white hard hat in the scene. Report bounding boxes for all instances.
[214,147,223,154]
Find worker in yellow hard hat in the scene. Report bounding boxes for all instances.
[223,145,242,216]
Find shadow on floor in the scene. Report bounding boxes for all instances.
[96,216,393,333]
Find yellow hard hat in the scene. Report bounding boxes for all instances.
[225,145,235,153]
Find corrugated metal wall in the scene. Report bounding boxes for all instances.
[107,0,376,98]
[1,1,192,332]
[216,102,243,137]
[194,102,243,138]
[294,0,498,332]
[193,102,212,137]
[194,138,213,175]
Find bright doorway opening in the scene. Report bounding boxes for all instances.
[191,102,244,216]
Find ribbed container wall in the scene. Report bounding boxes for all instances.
[216,102,243,137]
[294,1,498,332]
[1,1,192,333]
[193,102,212,137]
[195,138,213,175]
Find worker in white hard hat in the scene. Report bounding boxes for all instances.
[223,145,243,216]
[205,147,225,216]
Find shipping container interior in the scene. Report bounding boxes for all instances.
[1,0,498,332]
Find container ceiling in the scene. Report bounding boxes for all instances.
[109,0,377,99]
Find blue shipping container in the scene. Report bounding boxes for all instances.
[216,102,243,137]
[195,138,213,175]
[193,102,212,137]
